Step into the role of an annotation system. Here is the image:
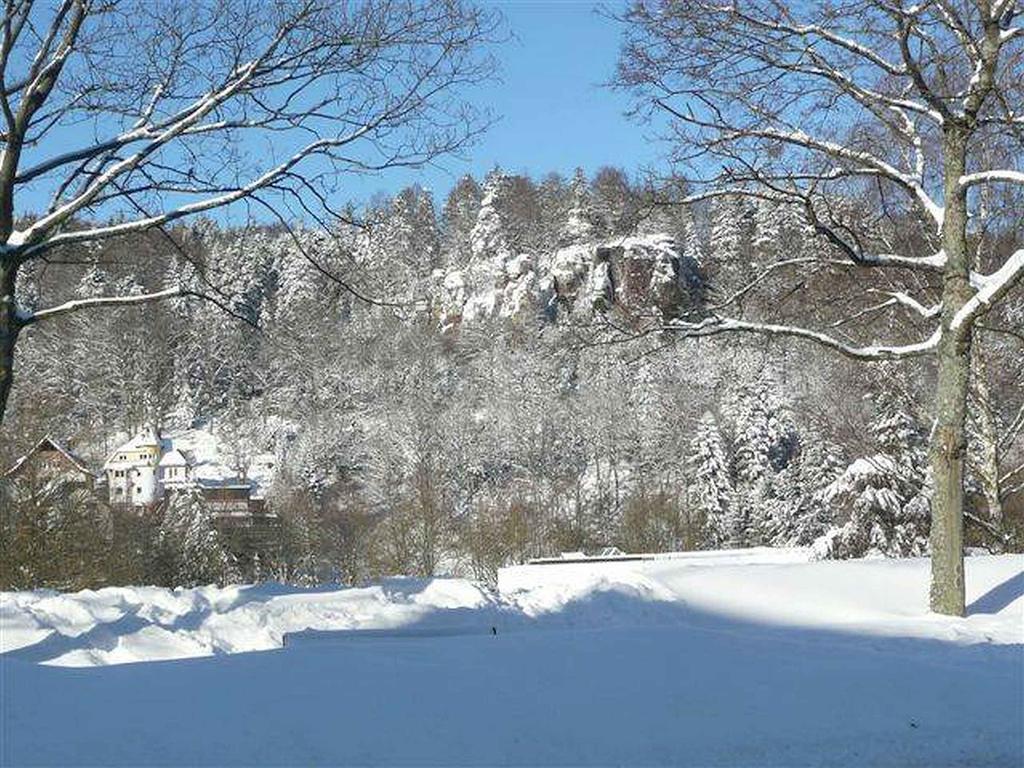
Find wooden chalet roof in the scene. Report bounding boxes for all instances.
[4,437,96,479]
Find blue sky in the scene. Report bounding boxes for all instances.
[16,2,666,220]
[343,0,666,204]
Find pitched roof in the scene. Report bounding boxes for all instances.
[157,449,190,467]
[4,437,95,479]
[103,429,162,468]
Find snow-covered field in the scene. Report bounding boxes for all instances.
[2,549,1021,766]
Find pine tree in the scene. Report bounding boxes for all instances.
[689,412,734,548]
[706,193,755,302]
[724,374,800,546]
[469,170,513,261]
[157,488,234,587]
[590,166,637,237]
[441,175,483,266]
[535,172,572,248]
[790,435,847,545]
[370,186,441,296]
[812,392,930,559]
[561,167,599,244]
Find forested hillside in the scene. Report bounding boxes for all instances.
[2,167,1021,587]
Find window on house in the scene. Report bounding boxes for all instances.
[136,487,142,495]
[115,487,123,495]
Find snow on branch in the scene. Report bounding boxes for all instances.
[726,6,907,78]
[951,248,1024,332]
[867,290,942,318]
[18,128,377,253]
[737,127,944,227]
[663,99,944,229]
[662,317,941,361]
[960,170,1024,188]
[20,287,182,325]
[671,182,947,274]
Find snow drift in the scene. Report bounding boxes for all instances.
[2,549,1022,766]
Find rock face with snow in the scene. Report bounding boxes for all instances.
[434,232,700,329]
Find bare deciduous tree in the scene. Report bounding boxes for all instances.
[617,0,1024,614]
[0,0,499,422]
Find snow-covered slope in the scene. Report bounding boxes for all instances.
[2,551,1022,766]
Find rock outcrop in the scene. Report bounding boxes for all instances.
[433,232,701,329]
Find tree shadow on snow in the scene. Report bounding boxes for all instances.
[967,570,1024,616]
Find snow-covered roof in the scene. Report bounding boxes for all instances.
[103,429,161,468]
[4,437,95,479]
[157,449,189,468]
[121,428,160,451]
[93,425,277,496]
[163,428,276,499]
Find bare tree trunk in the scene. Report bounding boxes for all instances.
[0,262,20,425]
[931,332,970,615]
[930,130,972,617]
[969,351,1003,537]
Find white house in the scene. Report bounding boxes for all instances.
[157,449,192,490]
[103,428,162,505]
[103,427,275,513]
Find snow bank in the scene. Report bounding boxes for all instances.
[3,549,1020,668]
[0,578,504,666]
[502,550,1024,645]
[2,550,1022,766]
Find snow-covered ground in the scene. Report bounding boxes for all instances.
[2,549,1022,766]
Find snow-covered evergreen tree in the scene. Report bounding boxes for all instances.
[157,488,234,587]
[723,374,800,546]
[812,393,930,559]
[706,193,755,301]
[590,166,636,237]
[561,167,599,244]
[789,434,847,545]
[441,175,483,266]
[369,186,441,297]
[689,412,734,548]
[469,170,513,261]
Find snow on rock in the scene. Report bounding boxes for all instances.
[434,233,696,328]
